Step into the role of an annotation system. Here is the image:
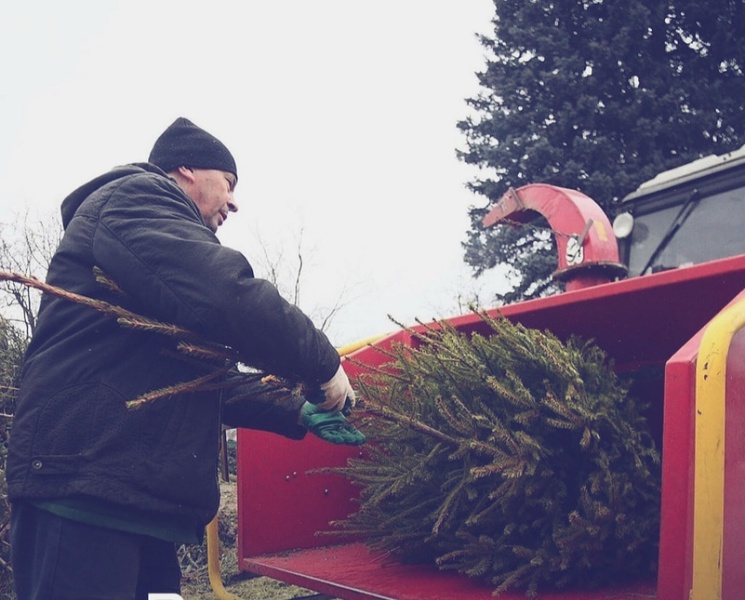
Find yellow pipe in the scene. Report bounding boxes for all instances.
[206,514,243,600]
[206,333,385,598]
[690,296,745,600]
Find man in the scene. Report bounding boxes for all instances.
[7,117,358,599]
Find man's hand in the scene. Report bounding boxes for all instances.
[301,401,366,445]
[316,363,356,412]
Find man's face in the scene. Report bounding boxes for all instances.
[188,168,238,232]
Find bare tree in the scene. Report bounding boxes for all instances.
[248,225,352,335]
[0,210,62,338]
[0,210,60,593]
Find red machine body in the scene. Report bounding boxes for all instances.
[236,150,745,599]
[237,256,745,599]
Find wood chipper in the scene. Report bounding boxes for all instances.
[224,145,745,600]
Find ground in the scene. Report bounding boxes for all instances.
[179,481,332,600]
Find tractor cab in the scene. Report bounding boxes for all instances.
[613,144,745,277]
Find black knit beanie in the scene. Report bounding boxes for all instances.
[148,117,237,181]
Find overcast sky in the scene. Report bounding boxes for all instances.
[0,1,505,347]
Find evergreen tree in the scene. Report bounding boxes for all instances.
[458,0,745,303]
[332,314,661,596]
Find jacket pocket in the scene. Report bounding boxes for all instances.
[26,453,86,476]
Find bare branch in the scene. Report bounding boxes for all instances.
[0,211,63,337]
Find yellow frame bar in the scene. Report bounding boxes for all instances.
[691,296,745,600]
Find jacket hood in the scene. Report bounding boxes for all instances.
[60,163,167,228]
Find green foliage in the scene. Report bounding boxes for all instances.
[332,314,661,596]
[464,219,561,306]
[459,0,745,302]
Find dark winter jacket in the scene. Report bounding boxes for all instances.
[7,163,340,527]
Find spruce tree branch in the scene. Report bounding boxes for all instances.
[1,268,244,365]
[0,270,200,343]
[330,309,662,593]
[361,399,460,447]
[0,268,297,410]
[125,365,233,409]
[92,266,125,295]
[175,341,242,364]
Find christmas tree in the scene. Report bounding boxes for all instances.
[332,312,661,596]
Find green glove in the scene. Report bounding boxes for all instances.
[301,401,366,445]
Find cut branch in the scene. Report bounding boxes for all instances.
[126,365,233,409]
[0,269,275,410]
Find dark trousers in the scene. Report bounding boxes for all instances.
[10,502,182,600]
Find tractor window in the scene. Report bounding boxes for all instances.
[627,184,745,276]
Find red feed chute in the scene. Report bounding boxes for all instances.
[236,255,745,600]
